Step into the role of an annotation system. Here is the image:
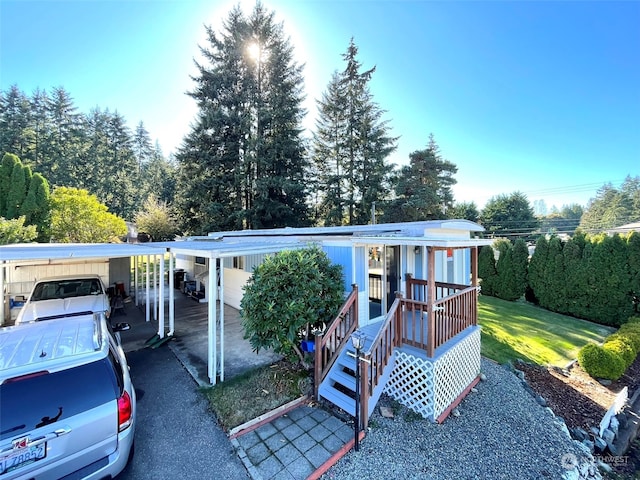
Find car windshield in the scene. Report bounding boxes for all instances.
[31,279,103,301]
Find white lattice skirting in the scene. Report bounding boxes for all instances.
[383,327,481,421]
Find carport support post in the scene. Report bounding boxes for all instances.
[134,255,139,307]
[159,253,165,338]
[0,262,4,326]
[220,260,225,382]
[208,257,217,384]
[145,255,151,323]
[153,255,158,323]
[168,252,174,336]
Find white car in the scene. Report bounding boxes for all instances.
[15,275,111,324]
[0,314,135,479]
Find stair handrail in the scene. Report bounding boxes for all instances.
[364,291,404,395]
[314,284,359,400]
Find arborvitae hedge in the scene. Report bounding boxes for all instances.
[481,231,640,327]
[478,245,498,297]
[529,232,640,327]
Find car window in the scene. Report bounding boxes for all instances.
[0,358,119,441]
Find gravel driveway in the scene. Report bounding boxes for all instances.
[322,359,599,480]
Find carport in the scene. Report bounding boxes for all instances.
[148,239,305,385]
[0,243,168,327]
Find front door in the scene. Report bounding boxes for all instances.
[385,245,400,312]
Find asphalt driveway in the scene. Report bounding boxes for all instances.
[116,345,249,480]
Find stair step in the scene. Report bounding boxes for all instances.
[329,369,356,392]
[319,385,355,416]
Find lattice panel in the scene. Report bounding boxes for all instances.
[383,350,435,420]
[433,328,481,419]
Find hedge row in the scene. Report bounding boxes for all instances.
[578,316,640,380]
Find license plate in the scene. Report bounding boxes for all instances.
[0,443,46,475]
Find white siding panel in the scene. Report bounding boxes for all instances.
[223,268,251,310]
[6,262,109,297]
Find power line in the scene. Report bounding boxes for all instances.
[522,179,629,197]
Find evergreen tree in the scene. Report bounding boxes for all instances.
[383,134,457,222]
[511,238,529,300]
[448,201,480,222]
[6,162,31,219]
[628,231,640,316]
[0,153,19,217]
[480,191,539,241]
[29,88,52,170]
[311,38,396,226]
[580,176,640,232]
[46,87,85,187]
[0,85,31,159]
[176,3,308,234]
[311,72,347,225]
[526,235,549,305]
[132,121,153,171]
[478,245,498,297]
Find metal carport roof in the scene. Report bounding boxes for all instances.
[0,242,167,262]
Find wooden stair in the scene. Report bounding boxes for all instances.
[318,322,394,419]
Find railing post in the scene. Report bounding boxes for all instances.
[352,283,358,329]
[394,291,404,347]
[405,273,413,300]
[314,331,323,401]
[361,355,369,431]
[427,247,436,358]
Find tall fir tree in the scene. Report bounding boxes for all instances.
[0,85,32,159]
[311,38,396,226]
[176,3,308,234]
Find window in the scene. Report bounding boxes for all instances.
[195,256,206,266]
[233,256,244,270]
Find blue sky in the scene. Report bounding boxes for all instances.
[1,0,639,211]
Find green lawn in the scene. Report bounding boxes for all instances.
[478,295,614,367]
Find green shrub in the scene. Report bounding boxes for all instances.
[603,337,636,367]
[617,324,640,352]
[578,344,626,380]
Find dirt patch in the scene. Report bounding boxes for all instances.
[515,358,640,478]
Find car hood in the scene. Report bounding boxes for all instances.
[18,296,110,322]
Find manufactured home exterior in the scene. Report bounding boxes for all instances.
[166,220,491,423]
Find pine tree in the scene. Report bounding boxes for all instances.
[478,245,498,297]
[176,3,308,234]
[383,134,457,222]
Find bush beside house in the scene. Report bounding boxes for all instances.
[578,316,640,380]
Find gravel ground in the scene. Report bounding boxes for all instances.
[322,358,596,480]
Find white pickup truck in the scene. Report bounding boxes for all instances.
[15,275,111,324]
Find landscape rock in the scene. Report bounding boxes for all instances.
[598,379,612,386]
[593,436,607,452]
[478,372,487,381]
[536,395,547,407]
[580,439,594,453]
[571,427,588,442]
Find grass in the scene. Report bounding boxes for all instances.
[202,361,310,431]
[478,295,615,367]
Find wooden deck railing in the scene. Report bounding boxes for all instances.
[314,284,359,399]
[406,274,468,302]
[362,292,404,422]
[402,286,479,357]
